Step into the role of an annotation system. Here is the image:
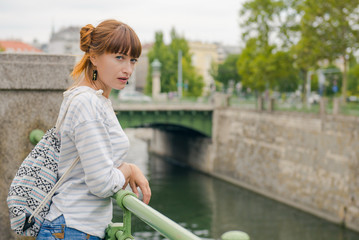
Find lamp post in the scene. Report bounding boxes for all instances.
[151,59,161,100]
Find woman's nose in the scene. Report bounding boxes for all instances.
[122,61,134,75]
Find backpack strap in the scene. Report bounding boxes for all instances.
[28,89,89,224]
[55,89,87,129]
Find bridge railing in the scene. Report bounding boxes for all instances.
[106,190,250,240]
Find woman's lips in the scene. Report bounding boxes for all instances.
[118,77,128,83]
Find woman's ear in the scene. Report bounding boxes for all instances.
[90,54,97,67]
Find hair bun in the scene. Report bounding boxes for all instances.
[80,24,95,52]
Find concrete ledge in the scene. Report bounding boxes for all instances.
[0,53,76,90]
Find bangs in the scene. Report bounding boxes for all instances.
[104,25,142,58]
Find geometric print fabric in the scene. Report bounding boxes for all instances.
[7,127,60,236]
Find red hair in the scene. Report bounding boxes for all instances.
[70,19,142,87]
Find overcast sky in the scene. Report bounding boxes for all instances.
[0,0,246,46]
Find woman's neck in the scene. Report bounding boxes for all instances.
[77,78,110,98]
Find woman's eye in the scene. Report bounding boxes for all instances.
[116,56,124,60]
[130,58,138,64]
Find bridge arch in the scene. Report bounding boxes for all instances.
[115,109,213,137]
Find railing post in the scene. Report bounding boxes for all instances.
[257,96,265,111]
[269,98,275,112]
[105,191,137,240]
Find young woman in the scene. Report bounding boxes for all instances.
[36,19,151,239]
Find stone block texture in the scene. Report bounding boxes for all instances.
[151,108,359,232]
[0,53,75,239]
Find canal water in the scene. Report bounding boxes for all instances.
[112,129,359,240]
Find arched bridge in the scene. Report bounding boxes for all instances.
[114,104,214,137]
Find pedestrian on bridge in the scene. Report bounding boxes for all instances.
[36,19,151,240]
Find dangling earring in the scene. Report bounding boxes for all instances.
[92,70,98,81]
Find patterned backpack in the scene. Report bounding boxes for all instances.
[7,92,82,236]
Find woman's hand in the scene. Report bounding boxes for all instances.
[118,163,151,204]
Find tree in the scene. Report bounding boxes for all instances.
[237,38,299,93]
[240,0,284,47]
[237,38,273,93]
[146,29,204,97]
[239,0,300,94]
[298,0,359,101]
[210,54,241,90]
[348,64,359,96]
[269,50,300,92]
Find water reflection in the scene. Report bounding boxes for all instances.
[112,129,359,240]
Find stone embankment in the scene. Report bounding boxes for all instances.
[150,106,359,233]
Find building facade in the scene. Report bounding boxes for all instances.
[48,26,82,56]
[188,41,219,95]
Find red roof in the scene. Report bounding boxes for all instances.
[0,40,42,53]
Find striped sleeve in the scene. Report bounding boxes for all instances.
[74,119,126,198]
[75,120,125,197]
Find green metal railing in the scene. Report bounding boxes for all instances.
[106,190,202,240]
[106,190,250,240]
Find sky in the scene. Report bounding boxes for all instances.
[0,0,246,46]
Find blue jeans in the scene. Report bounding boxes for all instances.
[36,215,102,240]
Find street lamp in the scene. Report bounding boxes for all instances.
[151,59,161,100]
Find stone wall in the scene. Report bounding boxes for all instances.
[0,53,75,239]
[150,108,359,232]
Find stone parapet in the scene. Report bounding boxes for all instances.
[0,53,74,90]
[0,53,75,239]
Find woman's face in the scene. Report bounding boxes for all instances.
[91,51,138,96]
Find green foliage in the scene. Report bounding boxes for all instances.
[241,0,284,46]
[298,0,359,62]
[269,51,300,92]
[237,37,299,93]
[239,0,359,98]
[296,0,359,98]
[210,54,241,89]
[310,72,319,92]
[146,29,204,97]
[237,38,267,92]
[348,64,359,96]
[239,0,301,94]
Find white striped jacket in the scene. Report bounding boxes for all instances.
[45,86,128,238]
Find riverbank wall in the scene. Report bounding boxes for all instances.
[149,107,359,233]
[0,53,74,239]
